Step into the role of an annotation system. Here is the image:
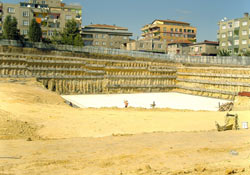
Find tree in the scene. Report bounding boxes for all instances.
[74,34,84,46]
[61,19,82,46]
[218,49,231,56]
[28,19,42,42]
[3,15,20,40]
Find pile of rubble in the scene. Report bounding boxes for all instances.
[219,102,234,111]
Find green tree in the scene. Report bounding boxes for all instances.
[74,34,83,46]
[28,19,42,42]
[61,19,82,46]
[3,15,20,40]
[218,49,231,56]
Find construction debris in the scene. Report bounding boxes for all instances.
[219,102,234,111]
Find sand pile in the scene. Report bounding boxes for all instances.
[0,78,65,105]
[0,109,38,140]
[233,96,250,111]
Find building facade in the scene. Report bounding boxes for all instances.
[189,40,219,56]
[0,0,82,38]
[218,13,250,55]
[141,19,197,44]
[167,41,191,55]
[81,24,133,49]
[122,39,167,53]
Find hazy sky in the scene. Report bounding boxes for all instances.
[3,0,250,41]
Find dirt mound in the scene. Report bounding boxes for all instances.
[0,78,65,105]
[0,109,39,140]
[233,96,250,111]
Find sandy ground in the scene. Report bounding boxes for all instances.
[1,78,250,175]
[62,93,231,111]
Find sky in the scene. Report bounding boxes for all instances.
[3,0,250,42]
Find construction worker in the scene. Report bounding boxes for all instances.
[124,100,128,108]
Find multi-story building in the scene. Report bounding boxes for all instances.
[141,19,197,44]
[1,0,82,38]
[81,24,133,49]
[189,40,219,56]
[218,13,250,55]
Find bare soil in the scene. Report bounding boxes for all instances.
[0,78,250,175]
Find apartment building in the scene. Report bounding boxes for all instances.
[218,13,250,55]
[141,19,197,44]
[0,0,82,38]
[189,40,219,56]
[82,24,133,49]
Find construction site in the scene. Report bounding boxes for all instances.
[1,46,250,175]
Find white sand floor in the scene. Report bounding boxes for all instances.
[61,92,231,111]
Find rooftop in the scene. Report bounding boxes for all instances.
[153,19,190,25]
[85,24,128,31]
[168,40,193,45]
[191,40,219,46]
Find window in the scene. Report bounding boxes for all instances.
[102,42,106,46]
[242,40,247,45]
[242,48,247,52]
[221,42,226,47]
[163,27,166,32]
[23,11,29,17]
[192,30,194,33]
[228,22,233,28]
[221,33,226,38]
[95,34,99,38]
[163,33,167,36]
[234,21,240,28]
[140,43,144,48]
[42,1,46,4]
[123,36,127,40]
[158,44,162,49]
[22,30,28,35]
[110,35,114,39]
[171,28,173,32]
[95,41,99,45]
[234,40,239,45]
[48,30,54,36]
[222,25,226,30]
[184,29,186,32]
[175,28,178,32]
[23,20,29,26]
[242,21,248,26]
[228,41,232,46]
[102,34,106,39]
[179,29,182,32]
[228,31,233,37]
[242,30,247,35]
[8,7,15,13]
[110,42,113,46]
[65,15,72,20]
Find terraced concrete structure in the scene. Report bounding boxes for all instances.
[1,48,250,100]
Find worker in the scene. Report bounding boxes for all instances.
[151,101,156,108]
[124,100,128,108]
